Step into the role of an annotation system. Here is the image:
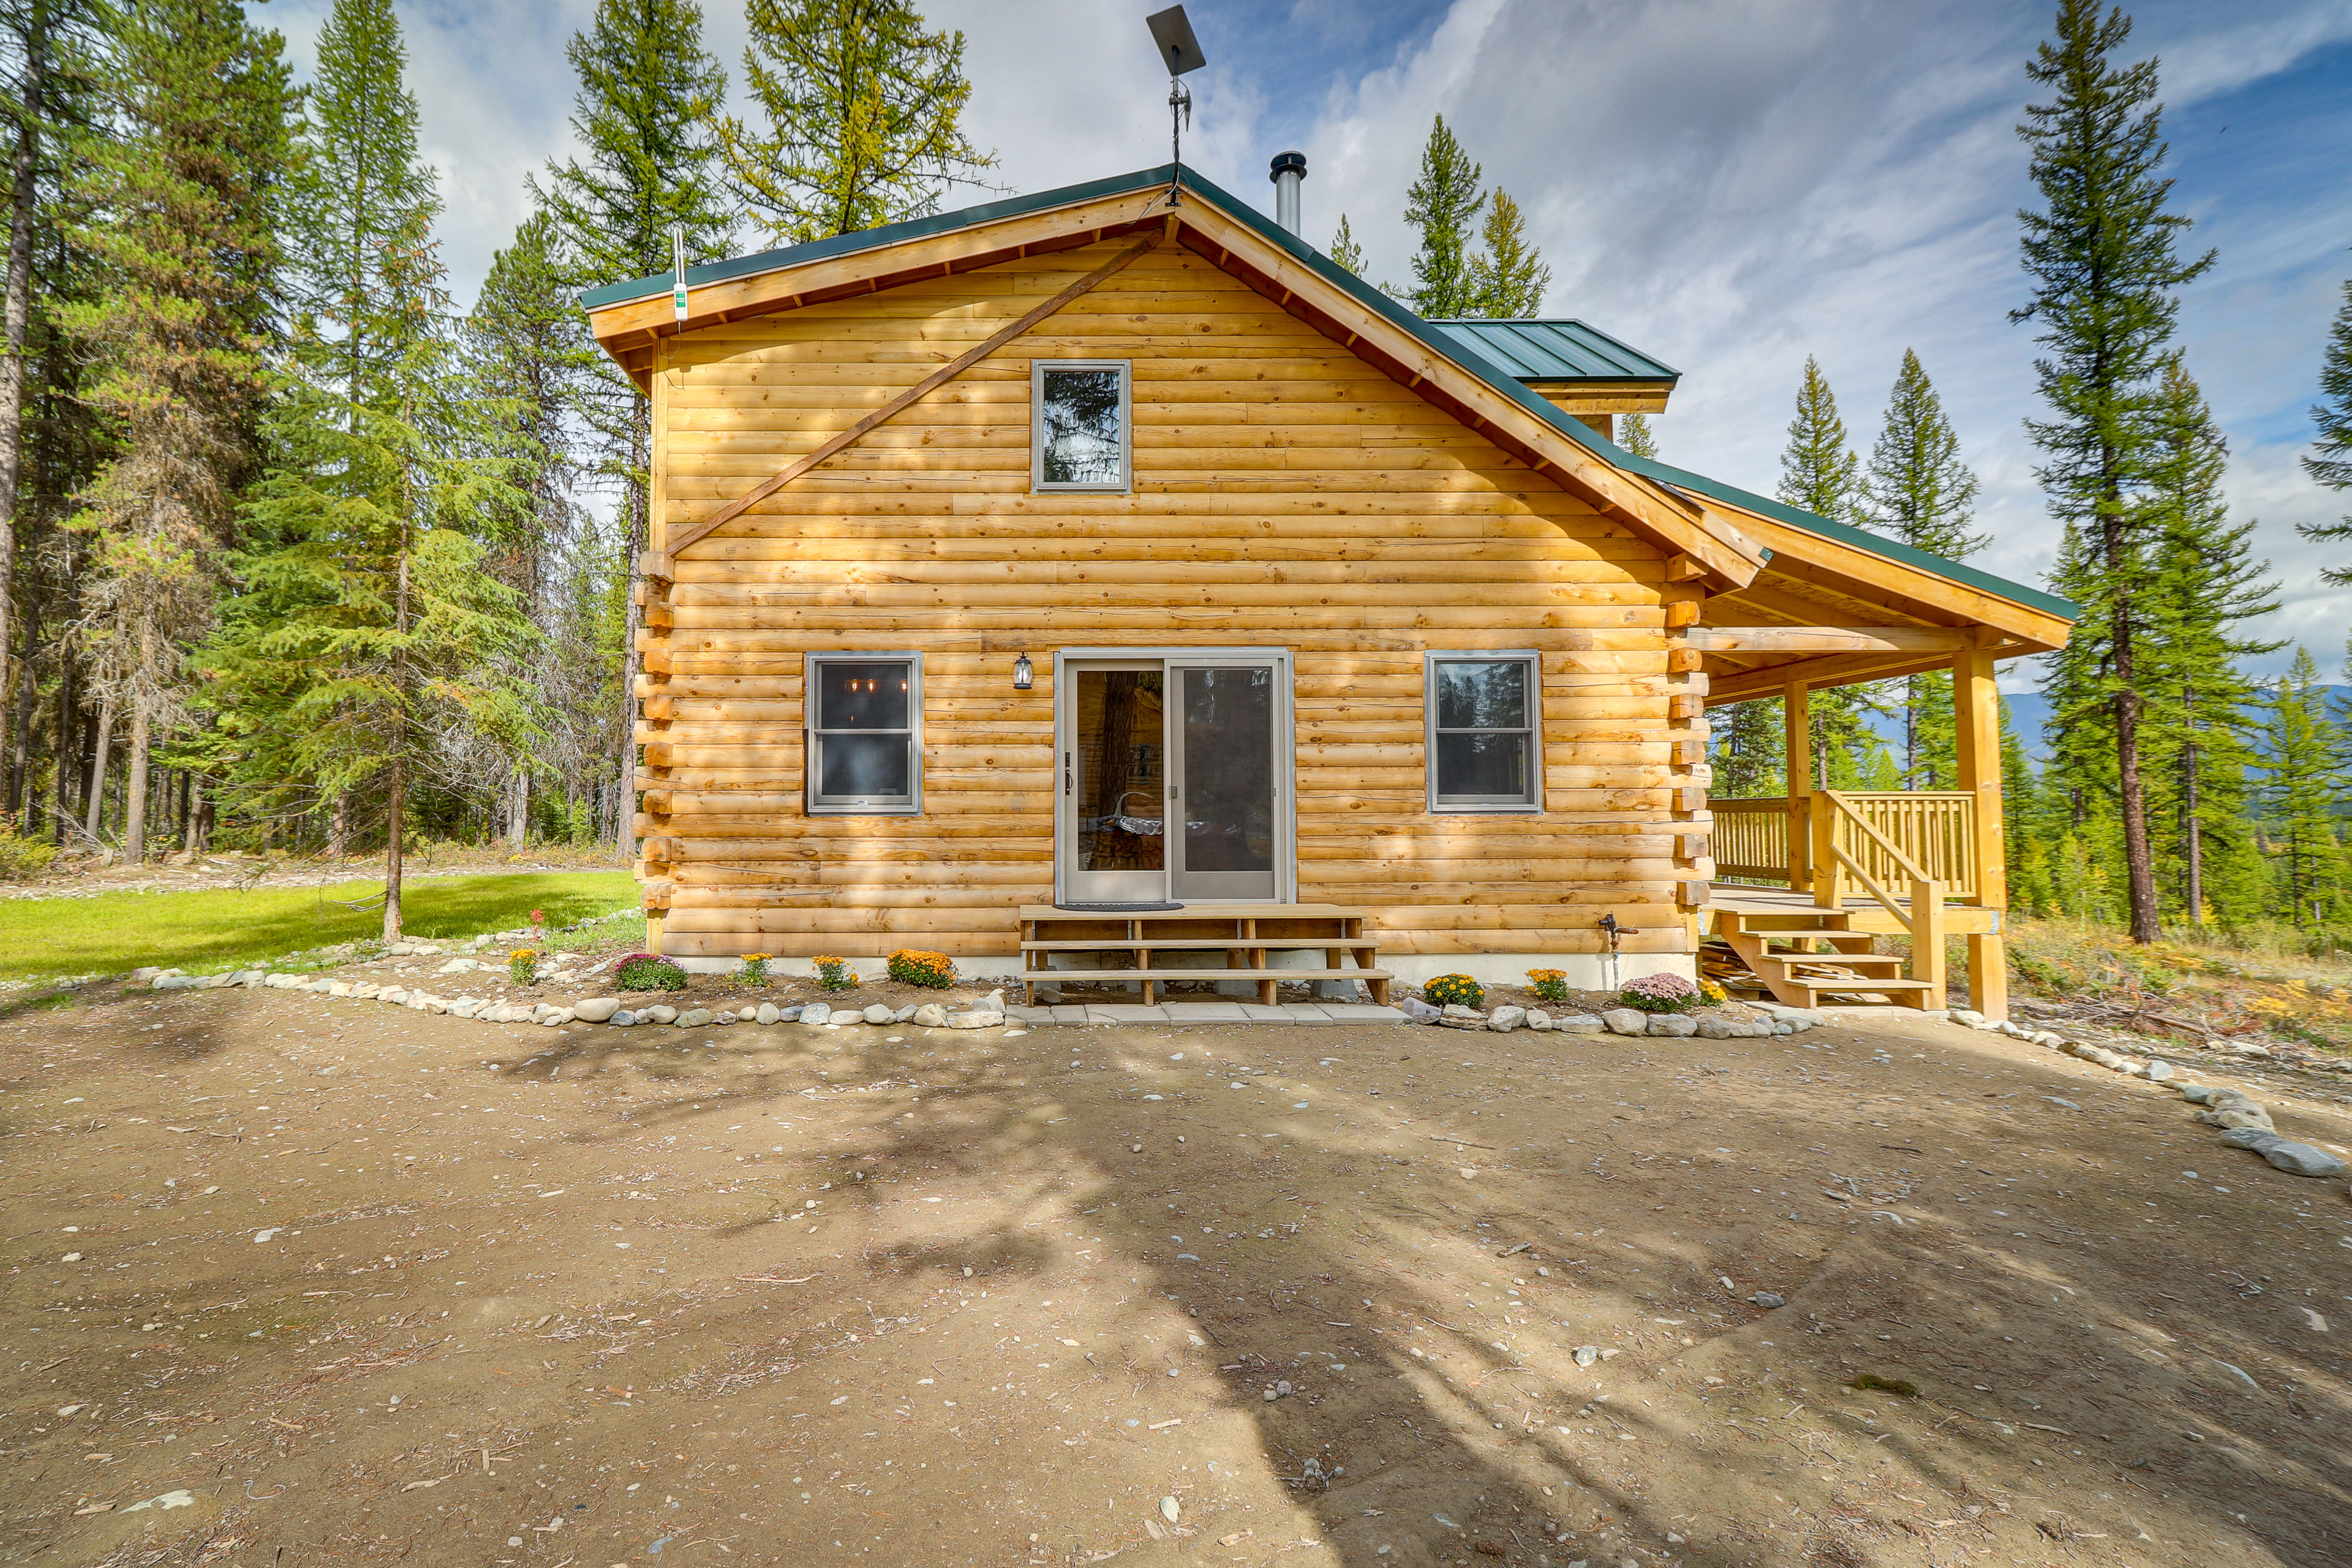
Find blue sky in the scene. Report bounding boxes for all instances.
[281,0,2352,687]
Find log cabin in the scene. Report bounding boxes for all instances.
[582,160,2074,1020]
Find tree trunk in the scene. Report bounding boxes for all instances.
[0,3,48,785]
[2181,683,2201,933]
[50,649,69,842]
[125,611,162,861]
[184,774,201,854]
[125,680,152,862]
[328,792,348,858]
[194,787,213,851]
[384,544,410,943]
[85,694,112,841]
[7,589,35,813]
[383,751,404,941]
[617,390,647,863]
[506,767,526,848]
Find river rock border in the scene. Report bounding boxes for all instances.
[1948,1008,2348,1183]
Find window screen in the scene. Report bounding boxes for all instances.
[1033,361,1129,491]
[1427,654,1540,810]
[807,655,919,813]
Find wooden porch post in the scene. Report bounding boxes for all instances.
[1952,643,2008,1019]
[1783,678,1812,891]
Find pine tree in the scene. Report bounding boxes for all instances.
[1616,412,1659,458]
[533,0,729,284]
[1709,698,1784,797]
[2299,274,2352,584]
[2012,0,2215,943]
[285,0,437,413]
[1997,695,2041,892]
[1779,356,1861,524]
[2261,646,2340,929]
[1327,213,1363,276]
[211,219,535,939]
[2138,357,2278,930]
[718,0,995,249]
[1776,356,1879,782]
[1862,349,1984,557]
[1858,349,1985,788]
[1400,115,1483,318]
[212,0,527,935]
[59,0,292,862]
[465,210,599,846]
[1466,189,1548,317]
[532,0,733,856]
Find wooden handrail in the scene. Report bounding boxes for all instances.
[1825,791,1933,886]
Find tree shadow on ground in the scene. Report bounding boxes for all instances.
[475,1014,2350,1567]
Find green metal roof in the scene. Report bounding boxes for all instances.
[582,164,2077,626]
[1424,318,1678,384]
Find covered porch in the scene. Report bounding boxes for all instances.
[1686,541,2067,1019]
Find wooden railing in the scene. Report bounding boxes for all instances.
[1812,791,1946,1008]
[1831,791,1977,900]
[1709,797,1797,883]
[1705,791,1978,901]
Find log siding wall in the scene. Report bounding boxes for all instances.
[633,238,1708,963]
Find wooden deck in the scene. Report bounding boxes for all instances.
[1017,903,1392,1007]
[1705,883,2002,936]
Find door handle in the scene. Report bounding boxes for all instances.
[1063,752,1072,796]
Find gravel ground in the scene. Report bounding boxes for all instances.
[5,983,2350,1568]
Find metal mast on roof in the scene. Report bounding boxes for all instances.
[1146,5,1206,206]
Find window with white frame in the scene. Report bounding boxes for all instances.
[806,654,921,814]
[1426,652,1541,811]
[1032,360,1130,492]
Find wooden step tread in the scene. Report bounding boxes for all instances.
[1788,977,1937,993]
[1756,954,1902,973]
[1021,938,1375,952]
[1020,902,1359,921]
[1022,967,1392,983]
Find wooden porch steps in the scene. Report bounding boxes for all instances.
[1716,909,1939,1011]
[1017,903,1390,1008]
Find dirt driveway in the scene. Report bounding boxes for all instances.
[4,986,2349,1568]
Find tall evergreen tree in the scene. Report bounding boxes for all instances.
[1616,412,1659,459]
[1399,115,1483,318]
[1466,188,1548,317]
[59,0,292,862]
[718,0,994,248]
[285,0,436,414]
[1779,356,1861,524]
[1861,349,1985,787]
[211,0,528,934]
[2261,646,2340,929]
[2012,0,2214,943]
[465,210,598,846]
[1776,357,1877,785]
[2138,358,2277,929]
[1326,213,1363,277]
[532,0,729,285]
[211,217,533,939]
[532,0,732,857]
[1861,349,1984,557]
[2299,272,2352,584]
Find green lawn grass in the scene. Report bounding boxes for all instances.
[0,872,641,983]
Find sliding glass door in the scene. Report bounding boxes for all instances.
[1057,653,1288,906]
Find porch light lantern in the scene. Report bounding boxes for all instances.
[1012,651,1033,691]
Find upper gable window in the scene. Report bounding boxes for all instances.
[1033,360,1130,492]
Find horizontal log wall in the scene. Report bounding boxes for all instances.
[637,238,1711,959]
